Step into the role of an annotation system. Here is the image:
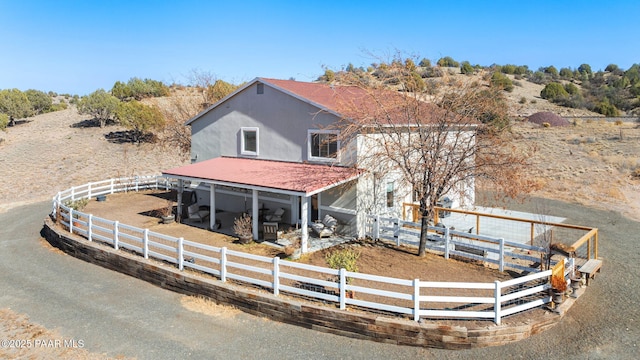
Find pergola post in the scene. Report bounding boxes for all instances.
[301,196,309,253]
[252,189,259,240]
[209,183,216,230]
[176,179,184,222]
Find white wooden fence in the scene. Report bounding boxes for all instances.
[53,176,564,325]
[366,214,553,273]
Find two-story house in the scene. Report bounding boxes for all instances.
[163,77,474,252]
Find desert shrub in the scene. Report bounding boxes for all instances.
[564,82,580,95]
[205,80,238,105]
[64,198,89,211]
[605,64,620,72]
[519,97,527,104]
[0,88,32,119]
[111,78,169,100]
[555,93,588,109]
[25,89,52,115]
[541,82,569,100]
[115,100,165,143]
[423,66,444,78]
[501,64,516,74]
[543,65,558,77]
[542,122,551,127]
[437,56,459,68]
[490,72,514,92]
[528,71,548,85]
[325,248,360,273]
[593,99,621,116]
[632,167,640,179]
[77,89,120,127]
[578,63,593,76]
[513,80,522,87]
[531,99,537,104]
[323,69,335,82]
[559,67,574,79]
[403,72,425,92]
[460,61,474,75]
[418,58,431,68]
[0,113,8,130]
[615,120,624,125]
[404,58,416,71]
[49,102,68,111]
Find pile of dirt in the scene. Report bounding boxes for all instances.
[527,112,570,127]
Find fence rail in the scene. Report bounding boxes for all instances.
[52,176,567,325]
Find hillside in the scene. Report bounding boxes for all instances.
[1,76,639,221]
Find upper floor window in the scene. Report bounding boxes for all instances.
[241,127,259,156]
[308,130,339,162]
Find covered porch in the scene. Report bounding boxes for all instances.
[163,157,361,253]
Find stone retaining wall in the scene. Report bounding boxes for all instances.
[42,217,562,349]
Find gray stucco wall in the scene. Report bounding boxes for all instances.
[190,81,349,165]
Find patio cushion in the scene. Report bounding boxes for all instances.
[311,214,338,238]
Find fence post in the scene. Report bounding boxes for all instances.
[113,221,119,250]
[494,280,501,325]
[110,179,114,194]
[178,237,184,270]
[143,229,149,259]
[135,176,139,192]
[373,215,380,239]
[444,227,450,259]
[69,208,74,234]
[394,218,400,246]
[220,247,227,282]
[339,268,346,310]
[88,214,93,241]
[413,279,420,322]
[499,238,505,272]
[273,257,280,296]
[71,186,75,201]
[88,183,92,199]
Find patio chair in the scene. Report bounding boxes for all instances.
[264,208,285,222]
[187,203,210,223]
[310,214,338,238]
[263,222,278,241]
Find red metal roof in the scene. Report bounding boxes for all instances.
[163,157,361,196]
[261,78,445,125]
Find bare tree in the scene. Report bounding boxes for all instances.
[150,89,200,157]
[185,69,238,109]
[332,58,536,256]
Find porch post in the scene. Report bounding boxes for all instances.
[252,189,259,240]
[317,192,322,221]
[301,196,309,253]
[177,179,184,222]
[290,196,299,227]
[209,183,216,230]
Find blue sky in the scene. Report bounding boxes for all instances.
[1,0,638,95]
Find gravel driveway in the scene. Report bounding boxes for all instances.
[1,196,637,359]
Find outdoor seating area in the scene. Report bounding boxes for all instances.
[181,208,351,252]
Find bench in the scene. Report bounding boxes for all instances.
[578,259,602,286]
[454,244,486,257]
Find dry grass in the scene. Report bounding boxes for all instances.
[180,296,241,318]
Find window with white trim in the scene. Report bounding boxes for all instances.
[241,127,259,156]
[308,130,339,161]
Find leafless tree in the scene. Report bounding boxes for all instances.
[331,57,537,256]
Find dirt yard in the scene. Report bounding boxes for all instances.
[81,190,515,285]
